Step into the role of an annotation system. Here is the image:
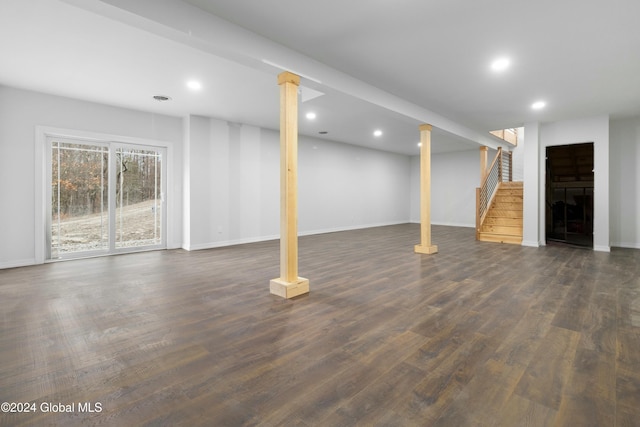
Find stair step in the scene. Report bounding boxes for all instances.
[481,225,523,235]
[494,195,523,203]
[500,181,523,188]
[496,189,524,196]
[492,202,523,210]
[483,217,523,226]
[486,209,523,218]
[478,232,523,244]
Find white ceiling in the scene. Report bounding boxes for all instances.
[1,0,639,156]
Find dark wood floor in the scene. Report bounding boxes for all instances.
[1,224,639,426]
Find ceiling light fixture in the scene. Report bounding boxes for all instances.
[491,57,510,72]
[531,101,546,110]
[417,142,422,147]
[373,129,383,137]
[187,80,202,90]
[306,112,317,120]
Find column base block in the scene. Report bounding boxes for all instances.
[270,277,310,299]
[415,244,438,255]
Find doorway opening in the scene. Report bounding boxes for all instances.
[545,142,594,248]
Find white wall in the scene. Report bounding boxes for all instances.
[538,115,610,251]
[410,156,420,223]
[183,115,412,250]
[0,85,183,269]
[183,116,279,249]
[522,122,541,247]
[511,127,525,182]
[411,149,481,228]
[610,117,640,248]
[299,136,411,233]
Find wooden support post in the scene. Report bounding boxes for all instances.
[480,146,488,183]
[415,124,438,255]
[270,71,309,298]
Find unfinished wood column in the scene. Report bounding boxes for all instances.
[415,124,438,255]
[270,71,310,298]
[480,146,488,183]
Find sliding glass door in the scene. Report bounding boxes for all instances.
[48,138,166,260]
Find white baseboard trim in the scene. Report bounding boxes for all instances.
[0,258,38,270]
[593,245,611,253]
[299,221,407,236]
[185,234,279,251]
[611,242,640,249]
[521,240,541,248]
[183,221,409,251]
[409,220,475,228]
[431,221,475,228]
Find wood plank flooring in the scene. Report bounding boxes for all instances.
[1,224,639,426]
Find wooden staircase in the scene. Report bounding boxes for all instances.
[478,181,523,244]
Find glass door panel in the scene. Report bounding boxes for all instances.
[115,148,163,249]
[547,186,593,247]
[550,187,566,241]
[50,141,109,258]
[565,187,593,247]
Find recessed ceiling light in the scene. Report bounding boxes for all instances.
[531,101,546,110]
[306,112,317,120]
[491,57,510,72]
[373,129,383,137]
[187,80,202,90]
[417,142,422,147]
